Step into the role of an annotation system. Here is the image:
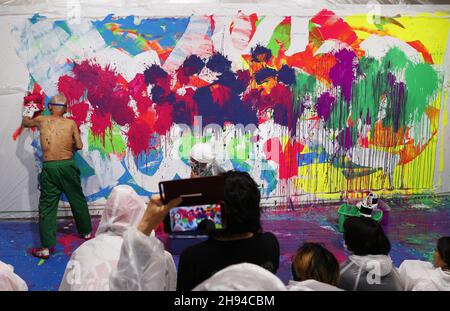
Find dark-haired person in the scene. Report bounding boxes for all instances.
[338,216,403,291]
[22,93,92,259]
[287,242,343,291]
[176,171,280,291]
[399,237,450,291]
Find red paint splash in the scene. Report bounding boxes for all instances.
[58,75,85,105]
[90,110,112,139]
[283,44,337,83]
[13,83,45,141]
[310,9,358,48]
[69,101,90,127]
[59,60,138,141]
[154,103,174,135]
[230,11,259,49]
[264,137,304,179]
[128,73,153,114]
[407,40,434,64]
[57,234,83,257]
[211,85,232,107]
[127,112,156,156]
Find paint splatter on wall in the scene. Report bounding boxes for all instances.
[11,10,450,205]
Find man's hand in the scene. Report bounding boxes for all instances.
[138,195,182,236]
[22,116,39,128]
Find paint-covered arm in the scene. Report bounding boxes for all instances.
[22,116,41,128]
[72,121,83,150]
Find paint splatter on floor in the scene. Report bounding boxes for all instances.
[1,196,449,290]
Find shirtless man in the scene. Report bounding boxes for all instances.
[22,93,92,259]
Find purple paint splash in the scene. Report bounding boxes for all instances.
[316,92,335,121]
[329,49,358,103]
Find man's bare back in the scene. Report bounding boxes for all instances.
[23,115,83,161]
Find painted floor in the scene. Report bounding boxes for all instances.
[1,195,450,291]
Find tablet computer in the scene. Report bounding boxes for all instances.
[159,176,225,234]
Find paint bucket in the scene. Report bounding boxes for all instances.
[338,203,383,233]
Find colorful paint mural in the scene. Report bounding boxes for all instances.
[11,10,450,205]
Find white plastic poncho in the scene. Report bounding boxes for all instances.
[287,279,343,291]
[338,254,403,291]
[399,260,450,291]
[59,185,146,291]
[109,227,176,291]
[190,142,225,177]
[0,261,28,291]
[193,263,287,291]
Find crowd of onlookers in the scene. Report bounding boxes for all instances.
[1,169,449,291]
[1,143,449,291]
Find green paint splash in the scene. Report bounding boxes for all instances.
[292,71,318,114]
[88,125,126,157]
[266,18,291,58]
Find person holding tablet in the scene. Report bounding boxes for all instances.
[176,171,280,291]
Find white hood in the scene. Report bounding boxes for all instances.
[349,255,393,277]
[190,143,216,164]
[96,185,146,237]
[287,279,343,291]
[193,263,287,291]
[0,261,28,291]
[427,269,450,291]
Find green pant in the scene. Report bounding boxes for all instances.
[38,159,92,248]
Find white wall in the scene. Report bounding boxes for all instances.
[1,0,450,218]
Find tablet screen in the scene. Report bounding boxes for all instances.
[169,203,222,232]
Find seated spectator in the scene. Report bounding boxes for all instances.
[60,185,153,290]
[0,261,28,291]
[177,171,280,291]
[399,236,450,291]
[109,194,182,291]
[189,142,225,178]
[338,216,403,291]
[193,263,286,291]
[287,242,343,291]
